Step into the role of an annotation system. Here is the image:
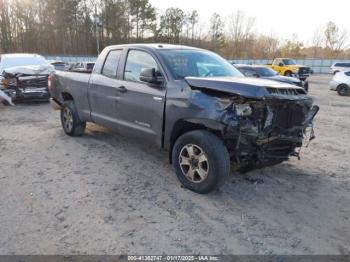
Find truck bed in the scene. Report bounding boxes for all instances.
[51,71,92,120]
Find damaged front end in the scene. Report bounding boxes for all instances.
[1,65,52,103]
[185,77,319,170]
[224,96,319,169]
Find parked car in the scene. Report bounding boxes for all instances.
[69,62,95,72]
[235,64,309,91]
[0,53,54,104]
[267,58,311,80]
[49,60,67,71]
[329,70,350,96]
[330,62,350,75]
[50,44,319,194]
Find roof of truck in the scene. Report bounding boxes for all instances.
[105,43,202,51]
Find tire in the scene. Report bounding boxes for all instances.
[2,100,10,106]
[60,100,86,136]
[172,130,230,194]
[337,84,350,96]
[285,71,292,77]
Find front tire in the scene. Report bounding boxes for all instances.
[172,130,230,194]
[285,71,293,77]
[337,84,350,96]
[60,101,86,136]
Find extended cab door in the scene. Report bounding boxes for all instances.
[88,49,123,129]
[114,49,166,147]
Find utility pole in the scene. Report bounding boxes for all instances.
[94,5,101,55]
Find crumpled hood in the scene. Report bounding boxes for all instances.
[3,65,54,76]
[185,76,305,99]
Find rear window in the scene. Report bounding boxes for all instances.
[102,50,121,77]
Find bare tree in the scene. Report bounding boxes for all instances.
[324,21,349,58]
[226,10,255,58]
[311,27,324,57]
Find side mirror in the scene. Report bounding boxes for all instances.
[278,62,284,67]
[139,68,163,85]
[253,73,259,78]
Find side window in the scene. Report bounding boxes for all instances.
[345,71,350,76]
[244,69,257,77]
[124,50,158,82]
[102,50,121,77]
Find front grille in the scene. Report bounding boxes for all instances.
[6,75,48,90]
[18,76,48,89]
[298,67,311,75]
[271,103,306,130]
[266,87,306,95]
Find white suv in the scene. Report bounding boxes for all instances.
[329,70,350,96]
[330,62,350,74]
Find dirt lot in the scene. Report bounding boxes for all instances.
[0,74,349,255]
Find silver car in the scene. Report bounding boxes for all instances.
[329,70,350,96]
[330,62,350,75]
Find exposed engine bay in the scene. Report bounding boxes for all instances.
[185,77,319,170]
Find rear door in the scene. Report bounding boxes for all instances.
[89,49,123,128]
[114,49,166,147]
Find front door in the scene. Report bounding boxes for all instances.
[114,49,166,147]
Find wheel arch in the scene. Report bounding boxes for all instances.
[168,118,226,163]
[61,91,74,102]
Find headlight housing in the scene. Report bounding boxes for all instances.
[0,78,9,89]
[235,104,252,117]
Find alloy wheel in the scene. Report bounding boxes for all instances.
[179,144,209,183]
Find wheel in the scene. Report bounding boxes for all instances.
[285,71,293,77]
[337,84,350,96]
[172,130,230,194]
[60,100,86,136]
[2,100,10,106]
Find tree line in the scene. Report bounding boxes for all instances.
[0,0,349,59]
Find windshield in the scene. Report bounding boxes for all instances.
[282,59,297,65]
[2,55,49,70]
[254,67,278,77]
[159,49,244,79]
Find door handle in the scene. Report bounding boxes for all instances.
[117,85,127,93]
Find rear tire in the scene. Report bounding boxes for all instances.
[1,100,10,106]
[172,130,230,194]
[60,100,86,136]
[337,84,350,96]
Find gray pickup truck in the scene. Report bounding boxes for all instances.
[50,44,319,194]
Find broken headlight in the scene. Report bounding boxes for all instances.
[235,104,252,117]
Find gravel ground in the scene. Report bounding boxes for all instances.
[0,75,349,255]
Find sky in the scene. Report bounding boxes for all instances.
[149,0,349,46]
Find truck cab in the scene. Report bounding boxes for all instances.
[269,58,311,81]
